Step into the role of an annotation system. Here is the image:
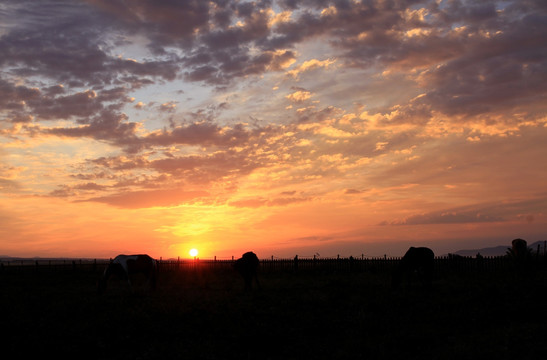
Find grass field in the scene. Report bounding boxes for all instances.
[2,265,547,359]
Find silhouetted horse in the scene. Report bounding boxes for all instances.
[510,238,529,259]
[392,247,435,289]
[508,238,531,270]
[234,252,260,291]
[98,254,157,294]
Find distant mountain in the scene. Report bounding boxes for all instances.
[0,255,51,260]
[453,241,546,257]
[0,255,104,262]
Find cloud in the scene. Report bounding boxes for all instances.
[87,1,300,86]
[228,198,268,208]
[142,122,253,149]
[286,58,336,79]
[3,0,545,125]
[0,3,178,88]
[229,196,311,208]
[344,189,363,195]
[289,235,334,243]
[45,111,139,146]
[390,210,505,226]
[286,90,312,103]
[0,178,20,191]
[86,188,210,209]
[380,197,547,226]
[274,1,547,126]
[150,150,261,184]
[2,0,546,214]
[90,155,149,171]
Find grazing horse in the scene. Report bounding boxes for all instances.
[510,238,529,259]
[98,254,157,294]
[508,238,531,270]
[234,252,260,291]
[392,247,435,289]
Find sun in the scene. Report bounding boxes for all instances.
[189,248,198,258]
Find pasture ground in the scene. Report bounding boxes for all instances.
[1,265,547,359]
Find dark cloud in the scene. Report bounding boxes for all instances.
[272,0,547,123]
[90,155,149,171]
[45,111,139,145]
[88,0,293,86]
[78,142,266,192]
[2,0,546,209]
[392,210,505,225]
[289,235,334,243]
[0,0,179,92]
[0,178,20,191]
[2,0,545,122]
[30,90,105,120]
[1,3,109,86]
[150,150,260,184]
[142,122,253,148]
[0,78,40,122]
[73,182,108,191]
[0,78,135,124]
[87,0,211,47]
[344,189,363,195]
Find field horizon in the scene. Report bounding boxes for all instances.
[2,254,547,358]
[2,239,546,263]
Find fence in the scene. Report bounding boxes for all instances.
[151,254,547,274]
[0,258,108,273]
[2,255,546,274]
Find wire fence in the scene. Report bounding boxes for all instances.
[2,254,546,275]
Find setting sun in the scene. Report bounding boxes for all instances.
[189,249,198,258]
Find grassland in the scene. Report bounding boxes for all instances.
[1,265,547,359]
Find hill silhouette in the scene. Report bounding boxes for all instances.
[453,240,546,257]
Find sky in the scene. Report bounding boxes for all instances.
[0,0,546,259]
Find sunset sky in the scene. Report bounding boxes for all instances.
[1,0,546,259]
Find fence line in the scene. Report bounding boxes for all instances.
[2,255,546,274]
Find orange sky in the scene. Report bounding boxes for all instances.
[1,0,546,259]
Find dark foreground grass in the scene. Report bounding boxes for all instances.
[2,267,547,359]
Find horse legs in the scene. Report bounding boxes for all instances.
[253,273,261,290]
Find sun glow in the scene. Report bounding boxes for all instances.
[189,248,198,257]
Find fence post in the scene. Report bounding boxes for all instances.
[294,255,298,273]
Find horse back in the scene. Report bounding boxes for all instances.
[126,254,156,275]
[403,247,434,268]
[113,254,155,275]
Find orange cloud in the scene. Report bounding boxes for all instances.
[286,58,336,79]
[87,189,209,209]
[286,90,312,103]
